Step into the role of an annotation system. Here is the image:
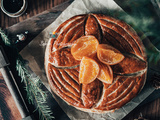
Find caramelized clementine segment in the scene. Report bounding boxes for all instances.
[79,57,99,84]
[97,62,113,84]
[71,35,99,60]
[97,44,125,65]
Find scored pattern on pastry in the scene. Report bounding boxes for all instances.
[45,14,147,112]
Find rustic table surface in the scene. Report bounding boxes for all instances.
[0,0,160,120]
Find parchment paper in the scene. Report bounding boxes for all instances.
[20,0,157,119]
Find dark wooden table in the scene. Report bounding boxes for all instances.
[1,0,160,120]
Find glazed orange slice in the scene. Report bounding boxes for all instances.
[97,62,113,84]
[97,44,124,65]
[71,35,99,60]
[79,56,99,84]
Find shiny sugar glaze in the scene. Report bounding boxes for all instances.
[45,14,147,113]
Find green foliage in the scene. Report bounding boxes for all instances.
[0,28,54,120]
[0,28,11,46]
[16,56,54,120]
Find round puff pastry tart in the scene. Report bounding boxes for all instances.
[45,14,147,113]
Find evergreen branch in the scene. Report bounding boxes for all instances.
[0,28,12,46]
[32,92,54,120]
[16,56,54,120]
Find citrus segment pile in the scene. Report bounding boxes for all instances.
[71,35,124,84]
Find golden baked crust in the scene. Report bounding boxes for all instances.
[45,14,147,113]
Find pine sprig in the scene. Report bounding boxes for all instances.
[16,56,54,120]
[0,28,54,120]
[16,56,47,101]
[0,28,11,46]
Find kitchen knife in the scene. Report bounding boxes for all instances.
[0,46,35,120]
